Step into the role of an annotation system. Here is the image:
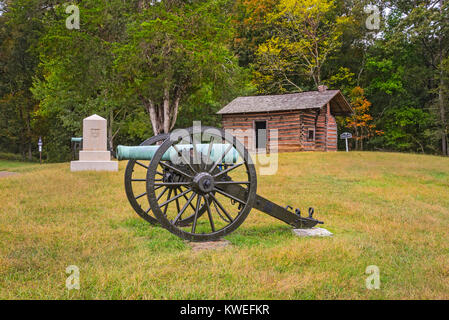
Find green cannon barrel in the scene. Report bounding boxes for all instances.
[116,144,239,163]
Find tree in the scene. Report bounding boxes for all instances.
[0,0,45,159]
[345,86,380,150]
[231,0,278,67]
[32,0,138,160]
[114,0,240,135]
[253,0,351,93]
[390,0,449,155]
[382,107,431,153]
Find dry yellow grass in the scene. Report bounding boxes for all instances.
[0,152,448,299]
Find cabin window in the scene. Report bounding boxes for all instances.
[307,129,315,141]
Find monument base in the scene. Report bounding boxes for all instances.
[79,150,112,161]
[70,160,118,172]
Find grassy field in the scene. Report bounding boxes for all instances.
[0,160,39,171]
[0,152,448,300]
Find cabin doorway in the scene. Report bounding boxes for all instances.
[255,121,267,151]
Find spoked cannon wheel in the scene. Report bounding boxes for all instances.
[124,134,208,226]
[146,127,257,242]
[124,134,169,225]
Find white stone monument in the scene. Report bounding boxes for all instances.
[70,114,118,172]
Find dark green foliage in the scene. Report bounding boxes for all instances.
[0,0,448,159]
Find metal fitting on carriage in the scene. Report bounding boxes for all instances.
[308,207,314,218]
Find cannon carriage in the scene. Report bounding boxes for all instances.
[117,126,323,242]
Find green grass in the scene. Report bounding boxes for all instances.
[0,152,448,299]
[0,160,39,172]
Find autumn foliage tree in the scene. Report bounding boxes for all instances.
[232,0,278,67]
[253,0,350,93]
[346,86,381,151]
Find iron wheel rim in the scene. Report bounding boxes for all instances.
[146,127,257,242]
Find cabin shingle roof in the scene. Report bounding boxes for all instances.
[217,90,352,116]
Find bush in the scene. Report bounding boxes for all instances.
[0,152,38,162]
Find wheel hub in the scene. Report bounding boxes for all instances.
[193,172,215,194]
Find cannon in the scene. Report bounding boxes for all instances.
[117,126,323,242]
[71,137,83,160]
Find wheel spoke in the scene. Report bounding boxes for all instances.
[208,143,233,174]
[178,187,198,212]
[159,188,193,209]
[157,187,169,201]
[144,187,168,215]
[135,192,147,200]
[173,192,196,225]
[209,193,234,222]
[191,194,202,234]
[213,187,246,205]
[159,161,193,180]
[154,182,192,187]
[172,144,198,175]
[204,196,215,232]
[191,134,202,172]
[215,181,250,185]
[173,188,181,213]
[163,189,173,216]
[214,162,244,178]
[203,139,215,170]
[135,161,148,169]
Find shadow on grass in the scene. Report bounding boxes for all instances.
[113,218,188,253]
[226,224,295,248]
[115,217,300,251]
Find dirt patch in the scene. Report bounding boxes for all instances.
[0,171,19,178]
[188,239,231,251]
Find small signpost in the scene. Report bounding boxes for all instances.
[38,137,43,164]
[340,132,352,152]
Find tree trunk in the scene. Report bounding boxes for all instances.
[141,86,183,136]
[353,125,359,150]
[170,94,181,131]
[439,77,447,155]
[25,108,32,160]
[142,97,162,136]
[163,86,170,133]
[28,142,32,160]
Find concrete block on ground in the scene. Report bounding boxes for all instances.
[292,228,333,237]
[188,240,231,251]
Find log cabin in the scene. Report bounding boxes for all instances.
[217,86,353,153]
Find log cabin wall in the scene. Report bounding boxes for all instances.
[221,107,338,153]
[326,114,338,151]
[221,110,302,153]
[299,109,319,151]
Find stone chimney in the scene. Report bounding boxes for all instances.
[318,85,328,92]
